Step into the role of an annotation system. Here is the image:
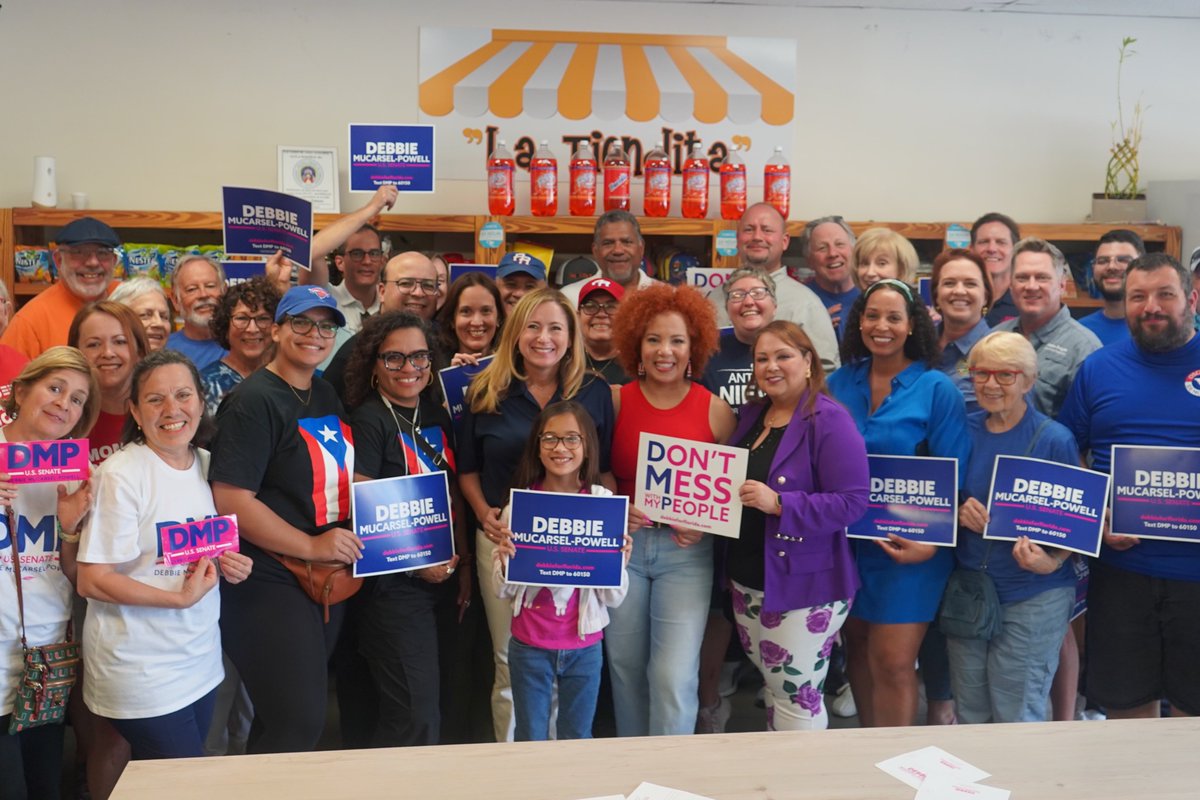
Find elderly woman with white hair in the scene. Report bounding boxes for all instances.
[948,330,1081,724]
[109,276,173,352]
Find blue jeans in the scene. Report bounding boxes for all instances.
[508,637,601,741]
[107,688,218,760]
[946,585,1073,723]
[604,528,712,736]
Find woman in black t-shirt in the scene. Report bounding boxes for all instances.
[209,286,359,754]
[336,312,470,747]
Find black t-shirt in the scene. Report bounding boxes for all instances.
[701,330,753,412]
[586,353,631,386]
[321,333,357,399]
[728,409,787,591]
[209,369,352,570]
[350,393,456,481]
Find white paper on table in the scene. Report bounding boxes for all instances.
[626,782,715,800]
[875,746,992,790]
[914,777,1011,800]
[573,796,626,800]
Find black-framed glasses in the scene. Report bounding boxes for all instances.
[969,368,1021,386]
[377,350,432,371]
[384,278,438,294]
[539,433,583,450]
[345,248,384,262]
[286,315,339,338]
[230,314,274,330]
[1094,255,1135,267]
[580,300,619,316]
[727,287,771,303]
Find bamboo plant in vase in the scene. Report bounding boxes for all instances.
[1092,37,1147,223]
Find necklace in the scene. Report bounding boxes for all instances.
[269,364,312,406]
[380,392,448,473]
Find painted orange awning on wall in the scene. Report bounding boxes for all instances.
[420,29,794,126]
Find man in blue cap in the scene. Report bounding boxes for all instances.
[3,216,122,358]
[495,251,546,311]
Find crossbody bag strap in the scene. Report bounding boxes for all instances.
[8,506,29,648]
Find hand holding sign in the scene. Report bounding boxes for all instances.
[178,558,219,608]
[1012,536,1066,575]
[876,534,938,565]
[738,479,779,515]
[310,526,364,565]
[217,551,253,584]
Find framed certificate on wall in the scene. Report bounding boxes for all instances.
[278,146,340,213]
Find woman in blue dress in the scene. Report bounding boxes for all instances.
[828,279,970,727]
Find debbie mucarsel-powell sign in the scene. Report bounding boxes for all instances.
[633,433,748,539]
[352,472,455,578]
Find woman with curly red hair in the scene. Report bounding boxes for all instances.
[604,283,736,736]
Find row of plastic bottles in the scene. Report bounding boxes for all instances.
[487,140,791,220]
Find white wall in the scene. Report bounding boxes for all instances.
[3,0,1198,224]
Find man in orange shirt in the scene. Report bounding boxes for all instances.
[2,217,122,359]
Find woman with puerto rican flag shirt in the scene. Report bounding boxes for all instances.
[209,285,360,754]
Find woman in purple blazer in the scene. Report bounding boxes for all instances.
[728,321,869,730]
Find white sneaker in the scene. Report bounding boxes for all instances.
[696,697,732,734]
[718,661,741,698]
[829,682,857,718]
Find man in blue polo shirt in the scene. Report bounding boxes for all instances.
[1079,229,1145,346]
[1059,252,1200,719]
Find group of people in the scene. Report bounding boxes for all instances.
[2,192,1197,800]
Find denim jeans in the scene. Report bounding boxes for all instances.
[947,585,1073,723]
[605,528,712,736]
[509,637,602,741]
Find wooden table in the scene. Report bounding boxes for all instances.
[111,718,1200,799]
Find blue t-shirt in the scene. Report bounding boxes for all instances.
[1058,335,1200,581]
[700,330,752,412]
[958,408,1079,603]
[166,331,228,373]
[459,376,614,509]
[1078,310,1130,347]
[805,281,860,339]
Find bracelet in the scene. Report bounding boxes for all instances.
[56,518,81,544]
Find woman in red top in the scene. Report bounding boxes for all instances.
[605,283,735,736]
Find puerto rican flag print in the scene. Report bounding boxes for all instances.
[297,415,355,526]
[398,426,456,475]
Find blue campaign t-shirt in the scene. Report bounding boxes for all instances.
[806,281,860,339]
[165,331,228,373]
[700,330,753,412]
[1078,310,1130,347]
[959,408,1080,604]
[1058,335,1200,581]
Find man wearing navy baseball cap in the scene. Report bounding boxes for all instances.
[495,251,546,311]
[3,216,123,358]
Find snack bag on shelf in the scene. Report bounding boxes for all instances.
[157,245,185,288]
[14,246,54,283]
[123,244,160,280]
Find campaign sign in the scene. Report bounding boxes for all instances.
[1111,445,1200,544]
[848,455,958,546]
[349,123,435,193]
[352,472,454,577]
[448,263,498,284]
[686,267,735,293]
[438,356,495,428]
[984,456,1110,557]
[160,514,240,567]
[222,186,313,267]
[1,438,89,484]
[221,260,267,286]
[633,433,748,539]
[506,489,627,589]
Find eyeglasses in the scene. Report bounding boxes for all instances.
[969,368,1021,386]
[539,433,583,450]
[285,315,339,338]
[580,300,619,316]
[345,248,384,262]
[231,314,274,330]
[60,245,118,266]
[727,287,771,303]
[377,350,432,371]
[1094,255,1135,267]
[384,278,438,294]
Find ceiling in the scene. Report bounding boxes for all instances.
[582,0,1200,18]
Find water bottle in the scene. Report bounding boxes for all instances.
[530,140,558,216]
[642,146,671,217]
[681,143,709,220]
[569,142,597,216]
[487,139,515,216]
[764,146,791,219]
[719,148,747,220]
[603,141,631,212]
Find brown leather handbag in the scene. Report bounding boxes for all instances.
[271,554,362,623]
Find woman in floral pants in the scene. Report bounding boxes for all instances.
[725,321,869,730]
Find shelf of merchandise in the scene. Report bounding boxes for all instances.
[3,208,1181,312]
